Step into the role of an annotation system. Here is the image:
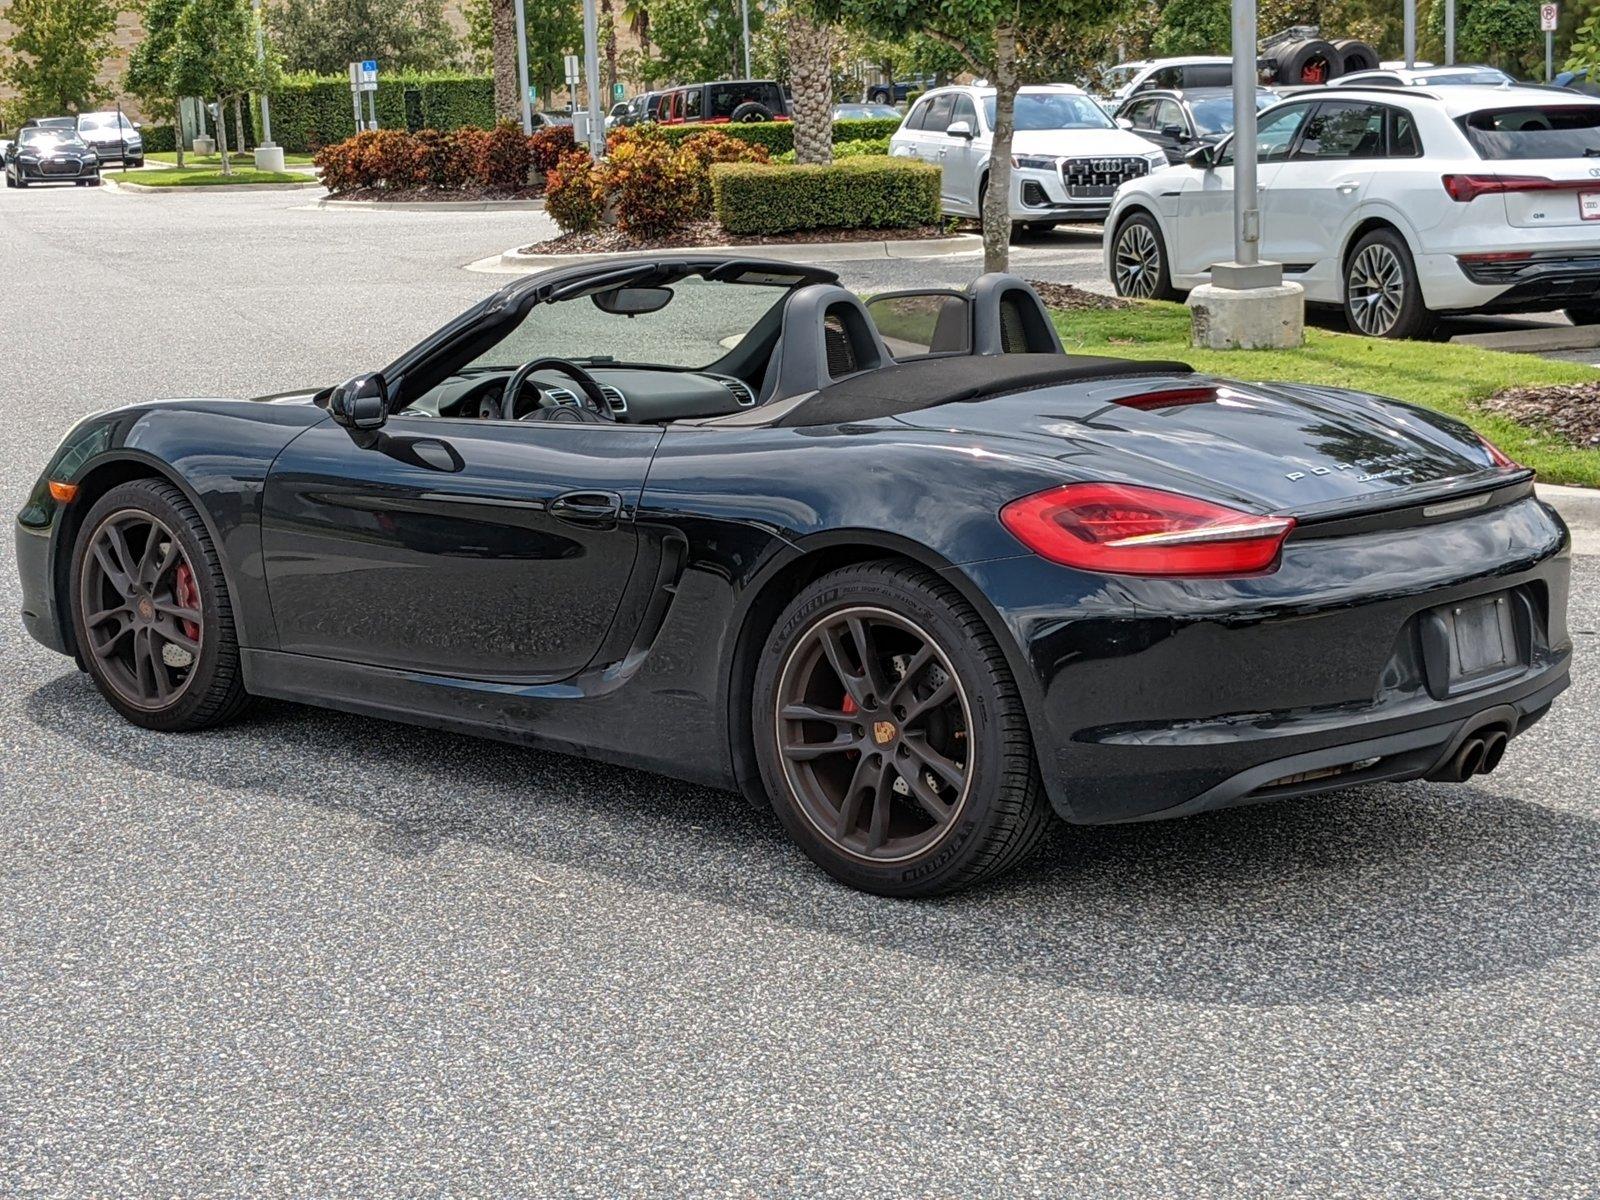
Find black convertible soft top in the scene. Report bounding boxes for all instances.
[772,353,1194,428]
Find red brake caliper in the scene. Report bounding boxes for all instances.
[174,562,201,642]
[841,693,857,716]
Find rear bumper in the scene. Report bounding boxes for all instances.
[964,493,1573,824]
[1443,252,1600,314]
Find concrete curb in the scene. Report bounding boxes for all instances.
[1453,324,1600,353]
[1538,481,1600,532]
[319,196,545,212]
[472,232,984,274]
[105,176,323,194]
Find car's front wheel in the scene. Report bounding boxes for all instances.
[1111,211,1177,300]
[1343,227,1432,339]
[753,561,1051,896]
[70,479,251,732]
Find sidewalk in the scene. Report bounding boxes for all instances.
[1539,482,1600,555]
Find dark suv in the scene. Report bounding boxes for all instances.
[656,80,788,124]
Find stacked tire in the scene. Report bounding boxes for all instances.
[1271,37,1344,85]
[1333,38,1381,74]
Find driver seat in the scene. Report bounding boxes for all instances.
[758,285,893,404]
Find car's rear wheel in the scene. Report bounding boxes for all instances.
[70,479,250,732]
[1565,303,1600,326]
[1111,211,1177,300]
[1343,228,1432,339]
[753,561,1051,896]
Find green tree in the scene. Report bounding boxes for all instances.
[817,0,1110,271]
[1150,0,1231,55]
[466,0,582,114]
[1424,0,1541,72]
[0,0,119,119]
[622,0,653,86]
[170,0,278,173]
[651,0,760,81]
[266,0,462,76]
[126,0,189,164]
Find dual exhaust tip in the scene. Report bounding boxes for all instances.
[1436,727,1510,783]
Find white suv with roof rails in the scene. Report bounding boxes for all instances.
[1105,85,1600,336]
[889,84,1168,228]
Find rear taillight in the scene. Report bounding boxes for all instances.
[1000,483,1296,577]
[1477,434,1520,470]
[1442,173,1589,202]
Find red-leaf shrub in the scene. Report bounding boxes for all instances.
[362,128,427,189]
[478,119,532,192]
[544,149,603,233]
[529,125,577,174]
[313,135,366,193]
[598,126,699,237]
[677,128,770,208]
[413,128,473,189]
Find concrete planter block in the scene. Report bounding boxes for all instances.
[1187,282,1306,350]
[253,145,286,172]
[192,135,215,155]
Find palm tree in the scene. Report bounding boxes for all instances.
[787,4,832,165]
[491,0,519,120]
[622,0,652,87]
[602,0,618,103]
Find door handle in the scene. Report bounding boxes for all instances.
[549,490,623,524]
[1336,180,1361,194]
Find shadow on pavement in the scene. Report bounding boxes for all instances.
[26,670,1599,1008]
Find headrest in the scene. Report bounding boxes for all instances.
[967,274,1065,356]
[759,284,893,403]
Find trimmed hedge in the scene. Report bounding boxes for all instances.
[266,73,495,152]
[656,116,903,158]
[711,158,939,235]
[141,123,176,153]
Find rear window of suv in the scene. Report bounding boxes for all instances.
[708,82,784,118]
[1462,106,1600,158]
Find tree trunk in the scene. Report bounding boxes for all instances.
[173,98,186,168]
[787,7,833,165]
[491,0,519,121]
[602,0,618,107]
[981,23,1020,273]
[233,94,246,154]
[638,15,652,88]
[216,95,232,175]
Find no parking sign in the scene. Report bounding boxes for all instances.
[1541,3,1559,31]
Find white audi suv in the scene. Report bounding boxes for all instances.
[1104,85,1600,336]
[889,84,1169,229]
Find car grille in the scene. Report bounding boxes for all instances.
[1060,156,1149,199]
[41,159,83,176]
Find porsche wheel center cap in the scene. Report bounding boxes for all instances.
[872,720,897,746]
[136,596,155,621]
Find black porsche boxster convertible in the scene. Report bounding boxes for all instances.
[16,257,1571,895]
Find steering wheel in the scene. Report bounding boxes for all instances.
[499,357,615,421]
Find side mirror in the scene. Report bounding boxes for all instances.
[946,119,974,140]
[1184,142,1218,169]
[1161,123,1187,139]
[1115,116,1134,129]
[133,121,143,130]
[328,372,388,430]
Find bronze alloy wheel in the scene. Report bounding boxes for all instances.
[774,605,974,864]
[78,507,204,711]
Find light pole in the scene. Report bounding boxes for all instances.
[1186,0,1302,349]
[1445,0,1455,63]
[514,0,533,134]
[251,0,283,171]
[741,0,752,77]
[582,0,605,157]
[1404,0,1416,69]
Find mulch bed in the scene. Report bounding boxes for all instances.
[332,186,542,203]
[1481,381,1600,449]
[518,220,956,255]
[1026,280,1128,311]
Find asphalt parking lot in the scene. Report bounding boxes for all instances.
[2,185,1598,1197]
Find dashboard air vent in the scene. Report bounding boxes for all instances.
[721,378,756,407]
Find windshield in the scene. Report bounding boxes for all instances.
[1103,66,1139,87]
[20,129,84,147]
[1189,93,1274,135]
[982,92,1114,131]
[464,277,791,372]
[78,113,133,130]
[1462,106,1600,158]
[1416,69,1509,85]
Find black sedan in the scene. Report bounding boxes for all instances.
[5,127,101,187]
[1116,86,1278,162]
[15,258,1572,895]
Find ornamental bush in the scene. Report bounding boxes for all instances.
[677,129,770,209]
[478,119,532,192]
[600,126,699,236]
[528,125,577,174]
[710,158,940,235]
[544,149,603,233]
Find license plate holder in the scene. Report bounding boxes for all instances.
[1419,591,1528,699]
[1581,191,1600,221]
